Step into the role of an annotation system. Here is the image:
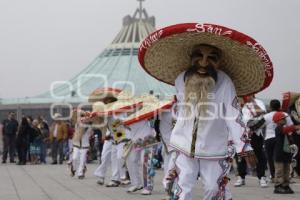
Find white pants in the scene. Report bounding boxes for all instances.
[126,149,142,187]
[68,139,73,162]
[111,143,126,181]
[72,147,88,177]
[126,147,155,190]
[94,140,112,179]
[174,153,232,200]
[162,150,177,188]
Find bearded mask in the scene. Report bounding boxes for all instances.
[182,44,221,120]
[183,68,216,119]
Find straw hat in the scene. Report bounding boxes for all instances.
[91,90,143,117]
[88,87,122,103]
[122,95,175,126]
[282,92,300,111]
[138,23,273,96]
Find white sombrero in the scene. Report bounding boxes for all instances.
[282,92,300,111]
[91,90,143,117]
[88,87,122,103]
[138,23,273,96]
[122,95,175,126]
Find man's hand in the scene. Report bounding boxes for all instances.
[238,150,257,169]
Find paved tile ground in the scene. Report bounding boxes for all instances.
[0,162,300,200]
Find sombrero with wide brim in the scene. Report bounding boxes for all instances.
[88,87,122,103]
[122,95,175,126]
[138,23,273,96]
[91,90,143,117]
[282,92,300,111]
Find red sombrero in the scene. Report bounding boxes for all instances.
[282,92,300,111]
[138,23,273,96]
[88,87,122,103]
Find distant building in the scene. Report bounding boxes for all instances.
[0,1,175,122]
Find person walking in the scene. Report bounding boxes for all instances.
[263,100,293,181]
[235,95,268,187]
[16,117,31,165]
[37,117,49,164]
[2,112,18,163]
[49,113,68,164]
[272,112,300,194]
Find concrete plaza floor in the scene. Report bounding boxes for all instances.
[0,162,300,200]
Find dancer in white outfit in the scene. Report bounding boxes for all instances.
[138,23,274,199]
[94,129,113,185]
[170,69,248,200]
[105,113,130,187]
[71,124,93,179]
[126,119,155,194]
[159,110,175,186]
[90,87,130,186]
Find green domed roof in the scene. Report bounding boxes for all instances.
[2,3,174,105]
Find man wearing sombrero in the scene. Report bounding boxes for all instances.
[70,110,93,179]
[120,93,174,195]
[90,89,174,194]
[139,23,273,200]
[91,88,130,187]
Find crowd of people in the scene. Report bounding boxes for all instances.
[234,95,300,194]
[3,94,299,198]
[0,112,103,166]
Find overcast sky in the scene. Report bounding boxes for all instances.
[0,0,299,99]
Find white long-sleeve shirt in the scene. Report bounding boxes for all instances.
[128,120,155,142]
[169,70,247,159]
[159,111,174,146]
[263,111,294,140]
[72,126,93,148]
[242,98,266,137]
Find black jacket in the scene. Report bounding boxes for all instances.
[17,125,32,145]
[2,119,18,136]
[274,125,293,163]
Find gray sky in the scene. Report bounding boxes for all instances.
[0,0,299,99]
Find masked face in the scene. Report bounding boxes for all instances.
[190,44,222,78]
[101,96,117,104]
[183,44,222,119]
